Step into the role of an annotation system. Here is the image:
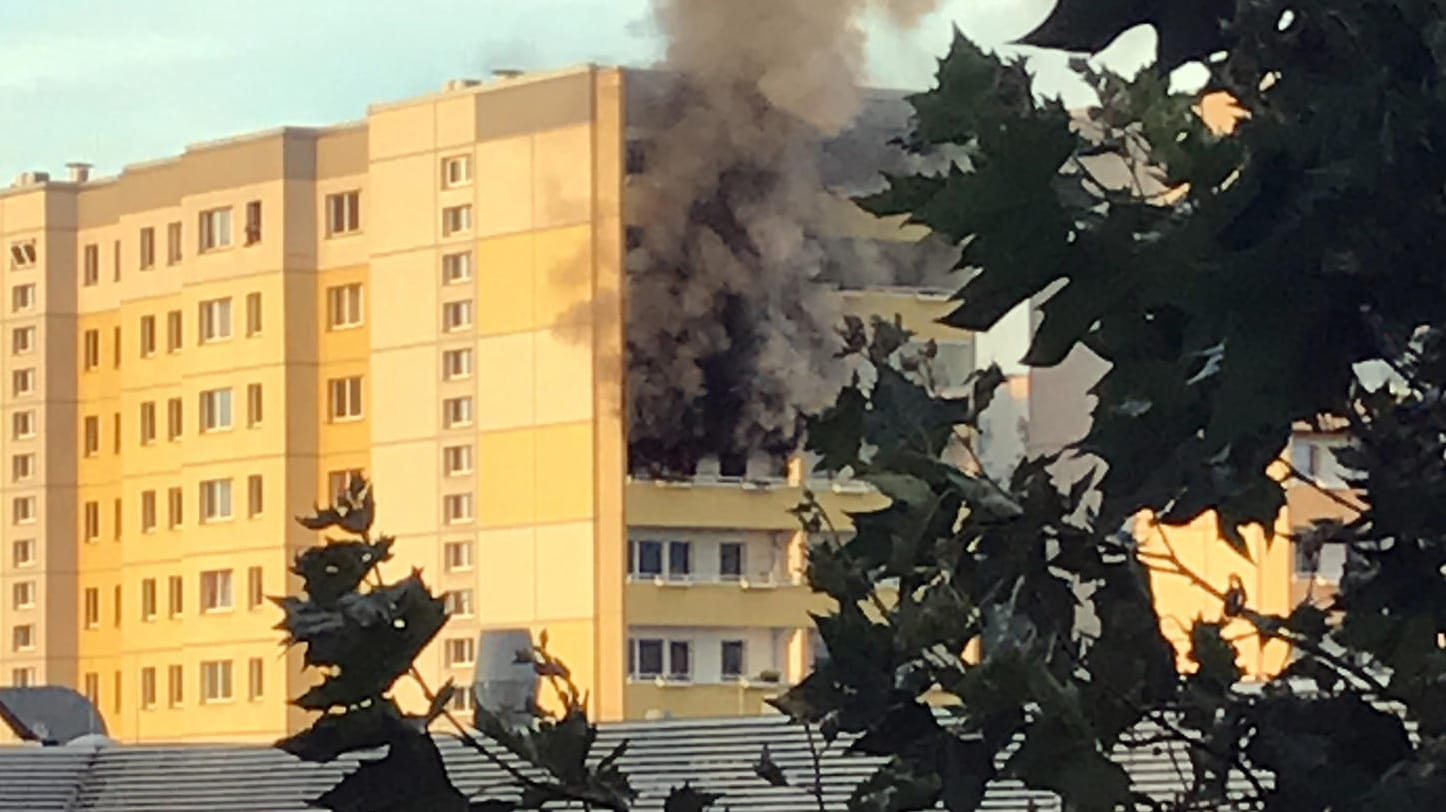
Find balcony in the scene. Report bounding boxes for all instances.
[624,680,787,719]
[625,577,832,628]
[626,477,885,531]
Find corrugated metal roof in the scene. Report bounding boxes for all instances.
[0,714,1275,811]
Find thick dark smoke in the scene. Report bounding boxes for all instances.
[625,0,949,478]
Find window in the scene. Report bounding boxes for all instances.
[721,640,746,680]
[12,539,35,568]
[84,673,99,706]
[628,638,694,681]
[327,283,364,329]
[11,453,33,482]
[168,576,183,616]
[627,540,691,580]
[12,326,33,354]
[83,416,100,455]
[166,310,182,351]
[199,388,233,432]
[112,670,122,713]
[11,668,36,688]
[139,315,156,356]
[328,376,364,421]
[442,204,472,236]
[444,541,473,571]
[442,300,474,332]
[719,542,744,580]
[244,201,262,245]
[246,292,262,336]
[12,411,34,439]
[113,240,121,282]
[199,297,232,342]
[199,207,233,251]
[443,348,472,380]
[12,624,34,651]
[139,401,157,444]
[442,252,472,284]
[444,493,474,524]
[167,486,183,527]
[9,240,36,269]
[112,495,121,538]
[326,191,361,236]
[167,664,184,706]
[443,445,474,476]
[443,589,474,617]
[84,501,100,541]
[200,570,233,612]
[327,469,364,500]
[247,383,263,427]
[167,397,182,440]
[139,227,156,269]
[141,578,157,620]
[200,479,233,522]
[12,581,35,610]
[248,475,264,517]
[13,496,36,524]
[83,329,100,369]
[13,368,35,396]
[201,660,233,703]
[445,638,476,667]
[84,588,100,628]
[669,541,692,578]
[247,566,264,608]
[140,667,157,708]
[450,687,475,712]
[141,490,157,532]
[443,397,473,428]
[248,657,264,701]
[443,155,472,187]
[12,283,35,312]
[83,243,100,286]
[166,221,183,265]
[1290,436,1354,490]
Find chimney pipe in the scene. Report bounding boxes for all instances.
[65,163,91,183]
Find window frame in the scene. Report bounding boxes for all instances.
[325,191,362,237]
[199,569,234,613]
[198,207,233,252]
[199,479,233,523]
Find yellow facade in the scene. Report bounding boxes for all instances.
[0,65,987,742]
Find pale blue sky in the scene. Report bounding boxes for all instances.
[0,0,1160,182]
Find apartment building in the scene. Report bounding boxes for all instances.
[0,65,979,742]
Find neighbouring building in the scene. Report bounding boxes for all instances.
[0,65,982,742]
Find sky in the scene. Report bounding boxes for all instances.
[0,0,1165,372]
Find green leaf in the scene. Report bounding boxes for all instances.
[859,473,934,508]
[663,783,724,812]
[806,384,868,472]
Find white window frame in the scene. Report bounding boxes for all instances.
[443,541,473,571]
[199,479,233,523]
[443,397,473,428]
[327,283,364,329]
[442,300,474,332]
[12,411,34,439]
[628,539,692,581]
[12,539,36,568]
[199,388,233,433]
[719,541,746,581]
[12,368,33,397]
[139,227,156,270]
[326,191,362,236]
[720,639,747,680]
[199,297,233,343]
[12,496,36,525]
[12,326,33,354]
[442,204,473,237]
[199,569,234,612]
[329,376,364,421]
[11,284,35,312]
[141,490,158,533]
[628,638,694,682]
[11,453,34,483]
[442,252,473,284]
[12,581,36,610]
[12,624,35,652]
[200,660,234,703]
[9,240,37,270]
[199,207,233,252]
[443,445,474,476]
[443,493,474,524]
[443,348,473,380]
[443,589,474,617]
[442,155,472,188]
[444,637,476,667]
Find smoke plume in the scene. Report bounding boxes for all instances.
[625,0,946,478]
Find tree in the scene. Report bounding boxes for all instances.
[277,476,693,811]
[768,0,1446,809]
